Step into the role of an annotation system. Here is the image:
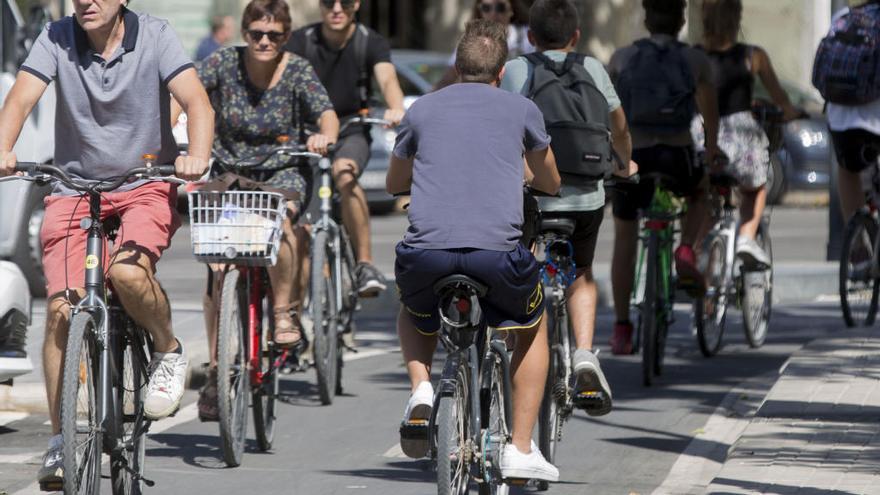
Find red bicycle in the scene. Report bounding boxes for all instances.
[188,142,322,466]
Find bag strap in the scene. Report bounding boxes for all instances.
[354,23,370,113]
[303,26,319,67]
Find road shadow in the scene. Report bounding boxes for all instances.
[323,459,435,484]
[146,432,262,469]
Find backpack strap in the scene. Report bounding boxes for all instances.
[354,23,371,114]
[303,26,319,66]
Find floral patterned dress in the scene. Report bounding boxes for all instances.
[197,46,333,211]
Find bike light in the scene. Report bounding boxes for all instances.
[456,298,470,314]
[545,264,558,277]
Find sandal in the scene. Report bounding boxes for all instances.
[197,366,219,422]
[273,304,304,348]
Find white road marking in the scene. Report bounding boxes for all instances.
[0,412,28,427]
[382,443,406,458]
[344,347,398,362]
[0,452,41,464]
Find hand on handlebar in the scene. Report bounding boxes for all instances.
[0,151,16,177]
[383,108,405,127]
[613,159,639,179]
[307,133,334,156]
[174,154,209,181]
[782,106,807,122]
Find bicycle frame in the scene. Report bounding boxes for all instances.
[240,267,289,387]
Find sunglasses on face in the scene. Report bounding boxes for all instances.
[479,1,509,14]
[246,29,287,43]
[320,0,356,9]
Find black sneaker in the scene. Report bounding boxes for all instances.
[355,262,387,297]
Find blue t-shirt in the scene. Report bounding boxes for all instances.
[195,36,220,61]
[393,83,551,251]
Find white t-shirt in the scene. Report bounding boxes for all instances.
[826,7,880,133]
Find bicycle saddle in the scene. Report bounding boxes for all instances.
[709,173,739,188]
[433,274,489,297]
[540,217,576,237]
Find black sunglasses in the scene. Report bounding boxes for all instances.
[246,29,287,43]
[320,0,357,9]
[479,2,509,14]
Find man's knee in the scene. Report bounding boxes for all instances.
[332,159,360,193]
[108,257,154,293]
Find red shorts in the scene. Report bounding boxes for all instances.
[41,183,181,297]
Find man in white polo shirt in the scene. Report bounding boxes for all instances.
[0,0,214,487]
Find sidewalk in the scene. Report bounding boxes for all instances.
[706,331,880,495]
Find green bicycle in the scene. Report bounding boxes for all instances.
[631,174,685,387]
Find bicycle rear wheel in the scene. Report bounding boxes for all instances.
[111,318,151,495]
[60,312,102,495]
[480,352,509,495]
[217,269,249,467]
[742,222,773,347]
[695,235,728,357]
[840,211,880,327]
[310,229,339,405]
[253,291,278,452]
[641,234,659,387]
[437,361,470,495]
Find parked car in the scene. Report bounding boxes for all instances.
[360,50,450,213]
[755,80,833,204]
[0,0,55,297]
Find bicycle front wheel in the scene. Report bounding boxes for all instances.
[437,361,470,495]
[111,319,151,495]
[840,211,880,327]
[310,229,339,405]
[217,269,249,467]
[61,312,102,495]
[641,233,660,387]
[695,235,728,357]
[742,222,773,347]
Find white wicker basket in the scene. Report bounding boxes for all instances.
[188,190,286,266]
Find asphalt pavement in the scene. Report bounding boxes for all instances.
[0,205,854,495]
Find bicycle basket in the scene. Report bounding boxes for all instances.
[188,190,286,266]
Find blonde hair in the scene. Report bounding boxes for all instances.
[701,0,742,49]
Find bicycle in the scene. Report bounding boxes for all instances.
[630,173,686,387]
[2,160,181,494]
[693,171,774,356]
[188,139,324,466]
[399,275,515,495]
[306,115,390,405]
[839,161,880,327]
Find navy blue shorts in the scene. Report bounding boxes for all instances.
[394,242,545,335]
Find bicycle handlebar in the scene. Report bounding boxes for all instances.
[338,115,393,136]
[11,162,179,193]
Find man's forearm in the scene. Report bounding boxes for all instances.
[382,81,405,111]
[0,101,31,152]
[612,130,632,170]
[184,103,215,161]
[319,110,340,142]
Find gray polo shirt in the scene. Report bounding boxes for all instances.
[20,8,193,193]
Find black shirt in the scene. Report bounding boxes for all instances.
[701,43,754,117]
[286,23,392,120]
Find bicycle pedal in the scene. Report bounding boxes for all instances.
[39,481,62,492]
[573,391,606,408]
[399,420,430,440]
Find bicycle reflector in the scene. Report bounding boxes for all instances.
[455,297,470,314]
[645,219,670,231]
[276,135,290,144]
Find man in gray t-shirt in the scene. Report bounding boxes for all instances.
[0,4,214,487]
[388,20,562,482]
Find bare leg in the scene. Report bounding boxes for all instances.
[611,218,639,323]
[681,186,708,247]
[839,166,865,223]
[397,307,438,392]
[509,317,548,453]
[333,158,373,263]
[108,249,176,353]
[291,225,310,311]
[203,266,223,367]
[267,216,297,312]
[567,268,597,350]
[739,186,767,240]
[43,292,83,434]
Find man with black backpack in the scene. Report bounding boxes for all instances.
[286,0,406,297]
[607,0,721,355]
[501,0,636,417]
[813,0,880,225]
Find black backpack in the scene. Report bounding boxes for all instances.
[523,52,613,182]
[617,39,697,134]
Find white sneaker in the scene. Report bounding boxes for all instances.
[736,237,770,268]
[572,349,613,416]
[500,440,559,482]
[400,381,433,458]
[36,434,63,489]
[144,341,188,420]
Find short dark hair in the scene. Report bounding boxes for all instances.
[643,0,687,36]
[701,0,741,48]
[454,20,508,84]
[241,0,292,33]
[528,0,578,50]
[210,15,229,34]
